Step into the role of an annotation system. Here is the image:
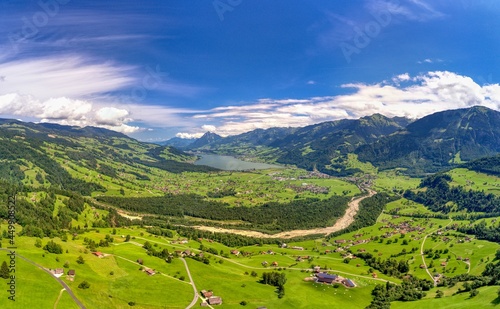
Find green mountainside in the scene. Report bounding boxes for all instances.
[356,106,500,175]
[0,119,216,192]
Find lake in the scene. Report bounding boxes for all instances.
[194,154,282,171]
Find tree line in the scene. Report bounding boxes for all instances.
[97,194,350,232]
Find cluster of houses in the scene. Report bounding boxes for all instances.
[287,183,329,194]
[379,219,426,237]
[171,238,189,244]
[312,267,356,288]
[261,261,279,267]
[200,290,222,306]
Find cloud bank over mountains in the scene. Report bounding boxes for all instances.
[1,63,499,137]
[177,71,500,137]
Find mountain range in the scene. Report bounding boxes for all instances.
[1,105,500,191]
[162,106,500,175]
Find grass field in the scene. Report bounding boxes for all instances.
[448,168,500,196]
[392,285,500,309]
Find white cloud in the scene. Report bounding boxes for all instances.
[181,71,500,136]
[0,56,135,100]
[0,93,141,133]
[175,132,204,139]
[201,125,217,132]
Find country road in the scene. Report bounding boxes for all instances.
[420,218,453,286]
[0,248,86,309]
[192,189,377,239]
[180,258,199,309]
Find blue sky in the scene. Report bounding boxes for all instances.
[0,0,499,141]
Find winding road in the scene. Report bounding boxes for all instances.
[0,248,86,309]
[191,189,377,238]
[419,218,454,286]
[180,258,199,309]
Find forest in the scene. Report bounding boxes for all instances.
[97,194,350,232]
[403,174,500,214]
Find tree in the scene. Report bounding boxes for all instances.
[0,261,9,279]
[470,289,479,298]
[78,281,90,289]
[125,234,131,242]
[496,249,500,261]
[35,239,42,248]
[435,290,444,298]
[76,255,85,264]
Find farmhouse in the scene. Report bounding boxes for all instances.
[92,251,104,258]
[343,278,356,288]
[145,268,156,276]
[316,272,337,284]
[201,290,213,298]
[230,250,240,256]
[271,261,278,267]
[207,296,223,305]
[68,269,76,276]
[51,268,64,278]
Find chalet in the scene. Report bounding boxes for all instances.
[457,256,462,260]
[335,239,346,244]
[68,269,76,277]
[262,261,268,266]
[207,296,222,305]
[342,278,356,288]
[372,273,378,278]
[313,266,321,273]
[316,273,337,284]
[267,250,274,255]
[200,302,208,307]
[291,246,304,251]
[51,268,64,278]
[230,250,240,256]
[419,264,426,269]
[201,290,213,298]
[271,261,278,267]
[92,252,104,258]
[145,268,156,276]
[440,262,447,267]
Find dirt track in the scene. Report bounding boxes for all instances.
[192,189,376,239]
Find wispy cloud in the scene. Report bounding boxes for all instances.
[0,55,135,99]
[367,0,445,22]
